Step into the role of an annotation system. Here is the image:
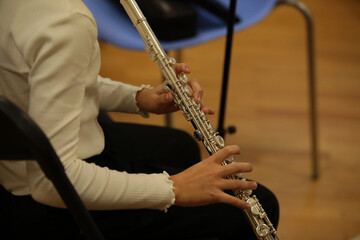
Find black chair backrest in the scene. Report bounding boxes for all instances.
[0,96,104,240]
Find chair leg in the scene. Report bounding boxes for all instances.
[276,0,319,180]
[217,0,238,138]
[165,111,172,127]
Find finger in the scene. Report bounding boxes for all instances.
[156,83,176,104]
[220,162,253,178]
[158,93,178,113]
[210,145,241,164]
[201,105,215,115]
[174,63,191,74]
[162,92,174,103]
[219,178,257,191]
[187,78,203,103]
[218,191,251,209]
[156,82,167,94]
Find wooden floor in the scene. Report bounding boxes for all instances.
[98,0,360,239]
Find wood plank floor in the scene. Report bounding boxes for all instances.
[98,0,360,239]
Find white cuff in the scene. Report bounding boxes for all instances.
[162,171,175,212]
[134,84,153,118]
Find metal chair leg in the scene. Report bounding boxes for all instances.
[277,0,318,180]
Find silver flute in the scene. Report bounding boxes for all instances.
[120,1,280,239]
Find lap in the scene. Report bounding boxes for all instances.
[90,183,279,239]
[0,183,279,239]
[93,112,201,174]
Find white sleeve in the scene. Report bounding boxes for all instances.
[97,75,150,117]
[14,4,174,211]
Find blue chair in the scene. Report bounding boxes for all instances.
[83,0,278,50]
[84,0,318,179]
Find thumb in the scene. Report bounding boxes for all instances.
[156,82,167,94]
[163,92,173,103]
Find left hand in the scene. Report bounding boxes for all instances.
[170,145,257,209]
[136,63,215,115]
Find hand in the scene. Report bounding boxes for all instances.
[135,63,215,114]
[170,145,257,209]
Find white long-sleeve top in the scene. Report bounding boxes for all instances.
[0,0,175,211]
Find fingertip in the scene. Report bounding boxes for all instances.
[201,106,214,115]
[195,95,201,104]
[208,108,215,115]
[229,196,250,210]
[227,145,241,154]
[176,63,190,73]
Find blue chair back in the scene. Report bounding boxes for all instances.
[84,0,277,50]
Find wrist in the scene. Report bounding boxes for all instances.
[135,84,153,117]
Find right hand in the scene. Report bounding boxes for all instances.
[170,145,257,210]
[135,63,215,115]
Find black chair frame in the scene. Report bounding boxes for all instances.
[0,96,104,240]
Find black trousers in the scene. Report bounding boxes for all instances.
[0,113,279,239]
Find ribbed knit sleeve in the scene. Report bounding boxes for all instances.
[97,75,150,117]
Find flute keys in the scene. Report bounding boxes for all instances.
[184,85,192,97]
[247,198,261,216]
[193,130,203,141]
[164,82,174,92]
[168,57,176,66]
[234,172,243,179]
[225,155,234,162]
[215,135,225,148]
[256,224,271,237]
[178,72,188,84]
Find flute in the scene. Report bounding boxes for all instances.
[120,1,280,239]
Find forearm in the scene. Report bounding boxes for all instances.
[97,75,150,117]
[28,159,175,211]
